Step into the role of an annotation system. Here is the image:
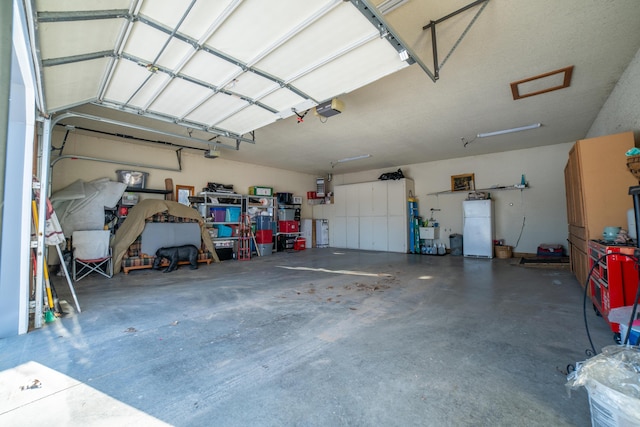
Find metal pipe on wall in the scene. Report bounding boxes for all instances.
[50,154,183,173]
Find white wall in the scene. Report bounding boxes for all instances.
[51,130,318,217]
[587,46,640,140]
[53,131,574,255]
[331,143,574,254]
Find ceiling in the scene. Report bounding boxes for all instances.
[28,0,640,175]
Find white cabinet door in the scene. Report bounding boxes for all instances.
[346,217,359,249]
[358,183,373,217]
[372,216,388,251]
[387,180,406,216]
[388,215,407,252]
[334,186,347,216]
[359,217,374,250]
[372,181,388,216]
[332,217,347,248]
[346,185,359,217]
[331,179,412,253]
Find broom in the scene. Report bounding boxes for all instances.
[31,200,56,320]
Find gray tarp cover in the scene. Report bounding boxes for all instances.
[112,199,218,274]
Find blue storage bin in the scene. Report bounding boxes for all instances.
[226,207,241,222]
[256,216,272,230]
[217,225,232,237]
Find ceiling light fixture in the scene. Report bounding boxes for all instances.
[377,0,410,15]
[477,123,542,138]
[331,154,372,168]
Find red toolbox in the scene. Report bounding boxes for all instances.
[279,220,299,233]
[255,229,273,244]
[294,237,306,251]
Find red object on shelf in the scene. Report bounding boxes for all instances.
[255,229,273,244]
[588,240,639,334]
[279,220,299,233]
[307,191,317,199]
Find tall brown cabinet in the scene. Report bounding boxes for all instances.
[564,131,637,286]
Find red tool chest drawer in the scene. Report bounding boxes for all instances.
[588,240,638,334]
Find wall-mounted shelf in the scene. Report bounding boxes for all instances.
[427,185,528,196]
[125,187,172,194]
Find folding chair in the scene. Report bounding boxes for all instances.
[72,230,113,281]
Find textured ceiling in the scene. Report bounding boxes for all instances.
[29,0,640,175]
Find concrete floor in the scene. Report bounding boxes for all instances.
[0,249,614,426]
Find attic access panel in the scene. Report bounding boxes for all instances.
[29,0,413,146]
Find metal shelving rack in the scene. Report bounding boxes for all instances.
[200,191,244,257]
[245,195,275,253]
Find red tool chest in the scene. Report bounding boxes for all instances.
[588,240,639,334]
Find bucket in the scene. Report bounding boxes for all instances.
[449,234,463,256]
[495,245,512,259]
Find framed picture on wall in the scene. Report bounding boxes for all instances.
[451,173,475,192]
[176,185,194,205]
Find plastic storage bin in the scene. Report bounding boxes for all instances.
[256,216,271,230]
[249,186,273,196]
[255,229,273,244]
[211,208,226,222]
[278,207,296,221]
[257,243,273,256]
[216,225,232,237]
[226,207,241,222]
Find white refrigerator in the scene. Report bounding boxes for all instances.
[463,199,494,258]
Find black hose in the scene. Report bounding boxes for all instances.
[622,276,640,345]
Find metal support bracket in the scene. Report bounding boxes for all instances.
[350,0,437,82]
[422,0,490,80]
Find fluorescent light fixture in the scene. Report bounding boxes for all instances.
[477,123,542,138]
[331,154,372,168]
[377,0,409,15]
[336,154,371,163]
